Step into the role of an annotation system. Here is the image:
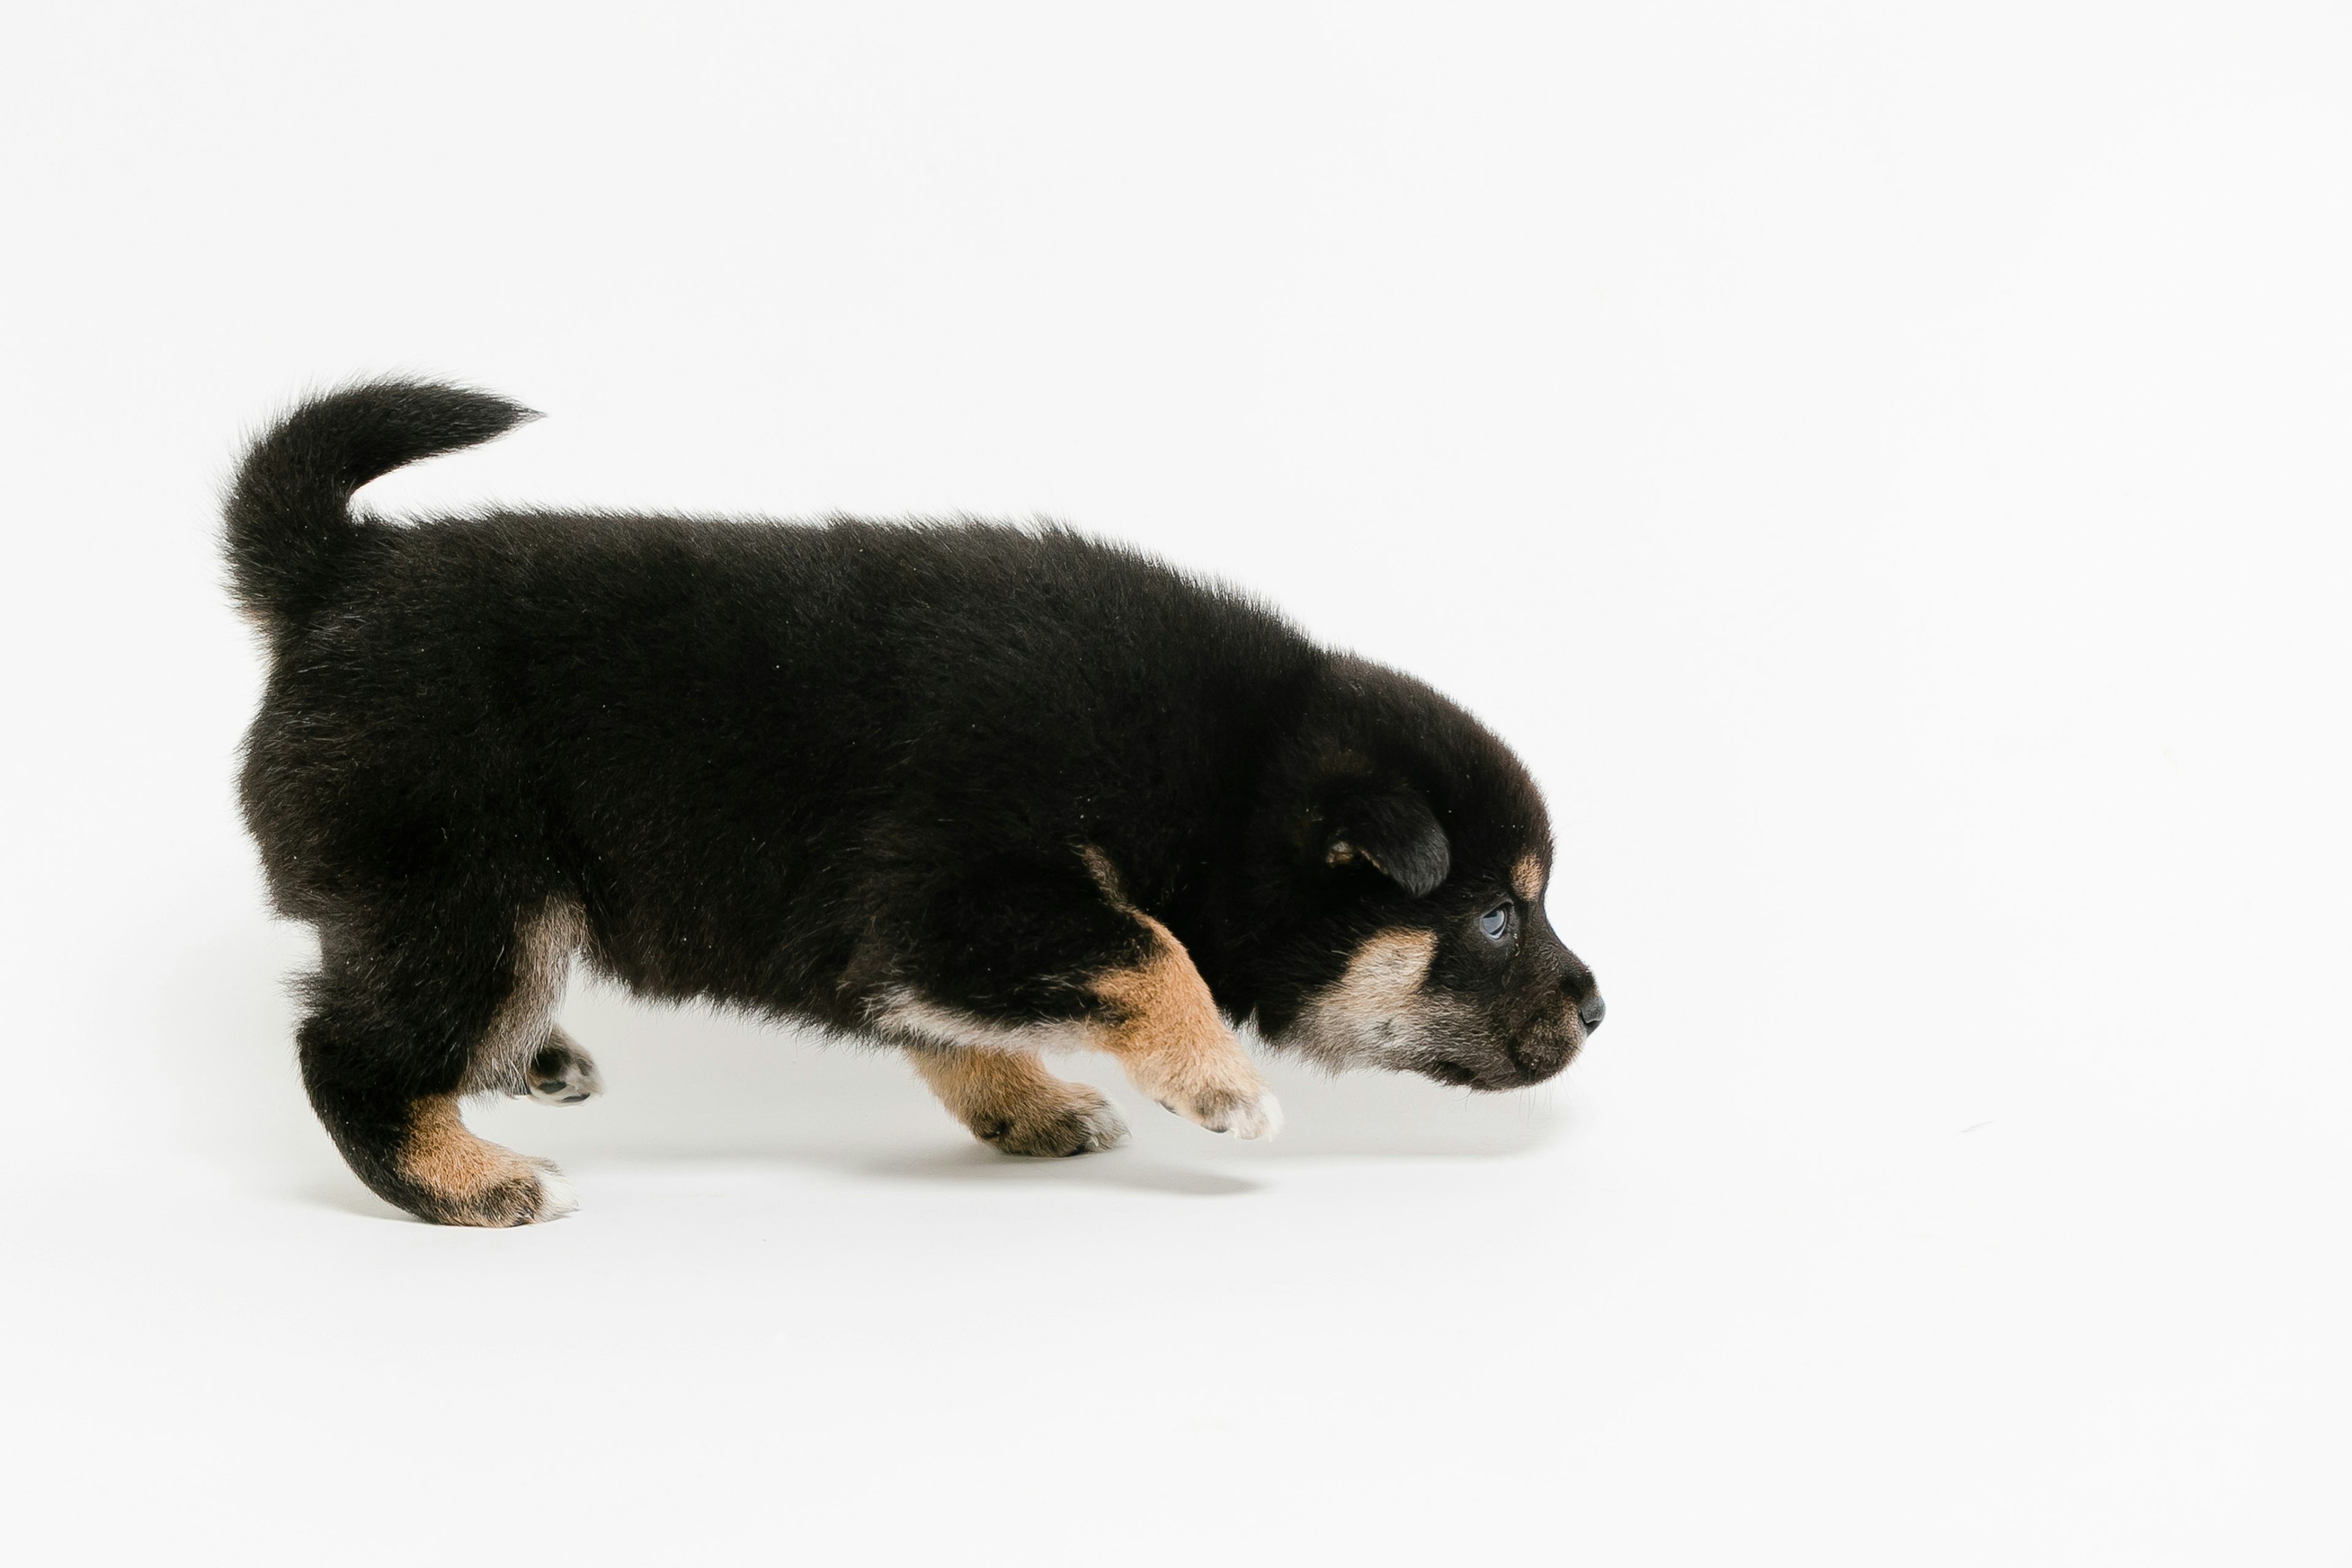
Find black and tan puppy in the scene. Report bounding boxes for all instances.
[227,380,1604,1226]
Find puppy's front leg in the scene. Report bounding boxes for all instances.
[1087,908,1281,1142]
[876,846,1279,1143]
[910,1046,1129,1156]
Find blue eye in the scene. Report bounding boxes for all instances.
[1479,903,1512,942]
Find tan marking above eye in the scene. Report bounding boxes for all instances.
[1511,854,1545,903]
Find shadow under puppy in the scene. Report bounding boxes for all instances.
[227,380,1605,1226]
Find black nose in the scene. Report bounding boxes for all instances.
[1577,992,1605,1034]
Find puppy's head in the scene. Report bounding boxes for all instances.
[1240,657,1603,1090]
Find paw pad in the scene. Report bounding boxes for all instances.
[516,1033,604,1107]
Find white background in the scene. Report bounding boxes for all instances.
[2,3,2346,1562]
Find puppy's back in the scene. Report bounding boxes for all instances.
[232,384,1318,1011]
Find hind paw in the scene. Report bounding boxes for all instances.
[515,1030,603,1106]
[395,1099,580,1226]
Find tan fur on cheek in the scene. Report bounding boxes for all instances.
[1283,928,1451,1069]
[1329,929,1438,1023]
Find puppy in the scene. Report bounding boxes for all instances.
[227,380,1604,1226]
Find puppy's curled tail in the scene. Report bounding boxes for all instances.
[224,378,537,638]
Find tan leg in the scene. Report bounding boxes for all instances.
[911,1046,1131,1156]
[302,897,584,1227]
[1090,909,1281,1139]
[881,847,1279,1146]
[396,1096,576,1226]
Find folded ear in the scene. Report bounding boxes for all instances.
[1324,788,1450,897]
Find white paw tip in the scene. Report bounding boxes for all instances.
[533,1165,579,1219]
[528,1074,601,1107]
[1229,1091,1283,1140]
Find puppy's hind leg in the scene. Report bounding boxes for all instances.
[301,897,584,1226]
[909,1046,1129,1157]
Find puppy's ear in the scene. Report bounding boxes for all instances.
[1324,788,1450,897]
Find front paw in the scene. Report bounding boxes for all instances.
[976,1083,1131,1158]
[1156,1081,1283,1140]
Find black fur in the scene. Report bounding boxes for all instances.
[229,379,1602,1221]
